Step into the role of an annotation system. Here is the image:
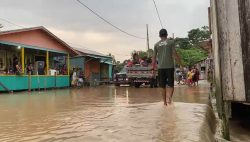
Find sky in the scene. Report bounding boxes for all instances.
[0,0,210,61]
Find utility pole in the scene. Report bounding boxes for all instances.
[146,24,150,57]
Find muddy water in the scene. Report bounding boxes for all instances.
[0,82,216,142]
[230,120,250,142]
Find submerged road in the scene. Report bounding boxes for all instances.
[0,81,216,142]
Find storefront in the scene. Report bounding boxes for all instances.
[100,57,113,82]
[0,26,76,91]
[70,48,113,85]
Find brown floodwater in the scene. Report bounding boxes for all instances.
[0,82,216,142]
[230,119,250,142]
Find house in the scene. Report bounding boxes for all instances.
[70,47,113,85]
[0,26,76,91]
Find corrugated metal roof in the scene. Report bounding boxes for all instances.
[73,47,111,58]
[72,47,113,65]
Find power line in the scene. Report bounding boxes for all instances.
[0,18,25,28]
[152,0,163,28]
[0,17,132,58]
[75,0,145,39]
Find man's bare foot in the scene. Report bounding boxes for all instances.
[164,101,167,106]
[166,98,171,106]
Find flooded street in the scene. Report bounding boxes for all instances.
[0,81,215,142]
[230,119,250,142]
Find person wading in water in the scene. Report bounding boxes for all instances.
[152,29,182,106]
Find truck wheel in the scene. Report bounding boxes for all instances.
[154,78,158,88]
[150,80,154,88]
[150,78,158,88]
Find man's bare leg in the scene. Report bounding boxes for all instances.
[161,88,167,105]
[166,87,174,105]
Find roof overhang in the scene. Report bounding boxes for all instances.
[0,41,68,54]
[0,26,78,55]
[71,54,113,65]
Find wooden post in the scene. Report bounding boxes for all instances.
[21,47,25,73]
[208,7,212,34]
[146,24,149,57]
[238,0,250,101]
[54,73,57,88]
[46,51,49,75]
[67,53,70,75]
[222,101,230,140]
[28,73,31,92]
[209,0,247,140]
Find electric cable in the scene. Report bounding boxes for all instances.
[0,18,25,28]
[75,0,145,39]
[152,0,163,28]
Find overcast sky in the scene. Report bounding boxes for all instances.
[0,0,210,61]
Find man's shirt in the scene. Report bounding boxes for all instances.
[154,39,175,69]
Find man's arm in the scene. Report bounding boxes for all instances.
[152,45,157,70]
[152,55,156,70]
[173,48,182,67]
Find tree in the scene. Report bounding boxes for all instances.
[114,60,124,73]
[131,50,147,59]
[188,26,210,45]
[176,47,208,67]
[131,49,154,59]
[147,49,154,57]
[174,37,191,49]
[173,26,210,66]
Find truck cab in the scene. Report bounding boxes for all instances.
[113,67,130,86]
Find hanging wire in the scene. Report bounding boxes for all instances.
[0,18,25,28]
[152,0,163,28]
[75,0,145,39]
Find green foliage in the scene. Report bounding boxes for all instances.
[138,51,147,59]
[124,26,210,68]
[147,49,154,57]
[174,38,191,49]
[176,47,208,67]
[107,53,124,72]
[131,49,154,59]
[188,26,210,45]
[113,60,124,73]
[131,50,147,59]
[172,26,210,66]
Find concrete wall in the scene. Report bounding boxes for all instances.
[84,58,100,81]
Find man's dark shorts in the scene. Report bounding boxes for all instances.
[158,68,174,88]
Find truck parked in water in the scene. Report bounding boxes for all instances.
[113,51,157,88]
[114,65,158,88]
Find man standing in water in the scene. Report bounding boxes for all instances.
[152,29,182,106]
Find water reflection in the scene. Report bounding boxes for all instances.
[0,83,215,142]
